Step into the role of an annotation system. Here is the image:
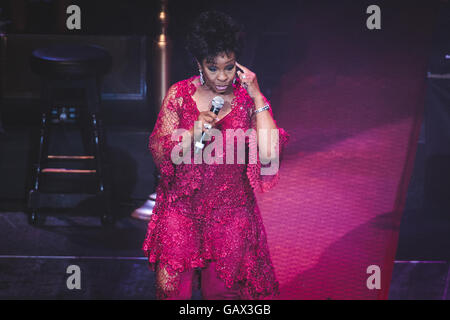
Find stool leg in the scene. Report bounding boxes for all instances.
[32,78,51,193]
[91,114,104,193]
[85,77,114,226]
[91,113,114,226]
[28,79,52,225]
[28,112,49,225]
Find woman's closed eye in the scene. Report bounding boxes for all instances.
[207,65,234,72]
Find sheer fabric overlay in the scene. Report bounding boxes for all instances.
[142,76,289,299]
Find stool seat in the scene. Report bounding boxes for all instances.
[31,44,112,80]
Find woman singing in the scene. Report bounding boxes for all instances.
[142,10,289,300]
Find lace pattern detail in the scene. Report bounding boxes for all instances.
[143,76,289,299]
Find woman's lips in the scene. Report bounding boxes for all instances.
[216,85,228,91]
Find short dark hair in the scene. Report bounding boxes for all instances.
[185,10,244,64]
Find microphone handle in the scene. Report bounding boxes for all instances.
[195,106,221,153]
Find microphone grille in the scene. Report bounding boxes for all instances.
[212,96,225,109]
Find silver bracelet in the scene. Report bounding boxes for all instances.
[254,104,270,114]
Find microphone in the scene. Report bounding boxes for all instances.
[194,96,224,154]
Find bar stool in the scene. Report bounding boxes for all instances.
[27,44,115,226]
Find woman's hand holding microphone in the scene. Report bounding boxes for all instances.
[178,110,218,153]
[197,110,219,134]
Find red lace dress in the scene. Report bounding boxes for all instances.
[142,75,289,299]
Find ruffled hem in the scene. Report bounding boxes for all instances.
[142,213,206,269]
[142,209,279,300]
[142,252,279,300]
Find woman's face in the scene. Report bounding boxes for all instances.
[198,52,236,95]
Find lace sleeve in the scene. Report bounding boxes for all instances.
[149,84,181,184]
[246,96,290,193]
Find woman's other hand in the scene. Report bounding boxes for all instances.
[235,62,264,102]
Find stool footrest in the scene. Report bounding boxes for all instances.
[48,155,95,160]
[42,168,96,174]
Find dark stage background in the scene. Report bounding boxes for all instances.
[0,0,449,300]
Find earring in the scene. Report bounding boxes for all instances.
[233,76,237,85]
[199,69,205,85]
